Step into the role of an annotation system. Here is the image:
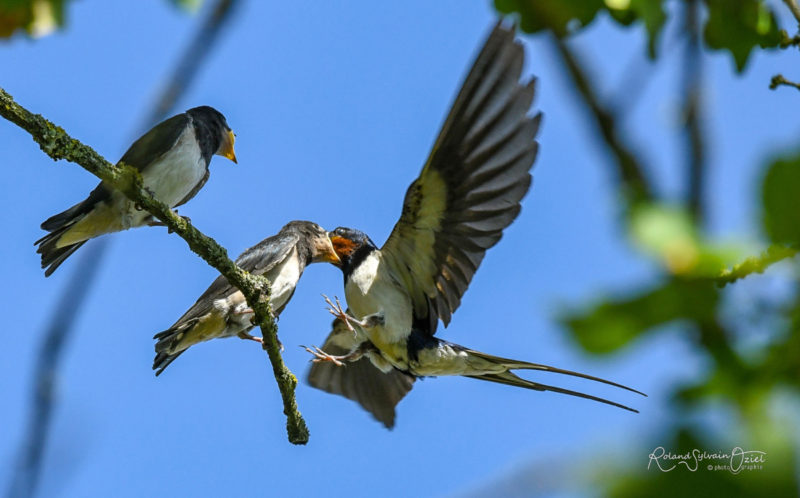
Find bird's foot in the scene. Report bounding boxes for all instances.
[322,294,377,335]
[237,331,262,344]
[302,345,351,366]
[146,211,191,233]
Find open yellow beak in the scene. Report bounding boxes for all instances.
[219,129,237,164]
[315,235,342,266]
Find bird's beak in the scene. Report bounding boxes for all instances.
[314,235,342,266]
[328,233,357,259]
[218,129,237,164]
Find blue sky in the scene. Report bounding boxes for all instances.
[1,1,798,497]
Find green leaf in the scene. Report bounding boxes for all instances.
[607,0,667,58]
[703,0,782,72]
[630,203,739,277]
[494,0,605,37]
[0,0,67,38]
[762,152,800,245]
[493,0,667,56]
[560,279,719,353]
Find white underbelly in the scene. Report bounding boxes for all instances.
[142,126,207,207]
[345,252,413,368]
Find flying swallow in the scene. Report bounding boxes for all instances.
[153,221,340,376]
[35,106,237,276]
[305,23,644,423]
[307,315,415,429]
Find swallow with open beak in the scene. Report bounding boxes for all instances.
[35,106,237,276]
[153,221,340,375]
[305,23,644,425]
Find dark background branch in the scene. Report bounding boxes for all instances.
[548,35,655,210]
[4,242,107,498]
[683,0,706,225]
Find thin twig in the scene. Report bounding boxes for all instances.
[548,36,654,208]
[716,245,799,286]
[683,0,706,225]
[145,0,239,127]
[782,0,800,26]
[0,88,309,445]
[770,74,800,91]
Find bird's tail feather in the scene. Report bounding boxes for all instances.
[153,349,186,377]
[463,347,646,396]
[466,371,640,413]
[35,225,86,277]
[40,200,87,231]
[152,325,193,375]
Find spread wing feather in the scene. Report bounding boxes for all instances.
[381,23,541,331]
[307,318,415,428]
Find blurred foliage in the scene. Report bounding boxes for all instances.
[562,278,719,354]
[703,0,783,72]
[630,204,740,276]
[607,426,798,497]
[494,0,782,70]
[0,0,67,38]
[0,0,200,39]
[762,150,800,245]
[492,0,800,495]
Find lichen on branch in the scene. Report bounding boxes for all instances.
[0,87,309,445]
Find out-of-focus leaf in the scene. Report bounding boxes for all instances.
[703,0,782,72]
[0,0,67,38]
[762,152,800,245]
[494,0,604,37]
[561,279,719,353]
[607,0,667,58]
[494,0,666,56]
[630,203,740,276]
[169,0,203,12]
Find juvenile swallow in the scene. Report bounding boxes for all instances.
[153,221,340,376]
[35,106,237,276]
[306,23,644,422]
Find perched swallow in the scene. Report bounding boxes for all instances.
[35,106,237,276]
[152,221,340,376]
[306,23,644,424]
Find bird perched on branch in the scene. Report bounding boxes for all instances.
[35,106,237,276]
[153,221,340,376]
[305,23,644,425]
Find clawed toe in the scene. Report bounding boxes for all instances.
[322,294,355,333]
[302,345,344,366]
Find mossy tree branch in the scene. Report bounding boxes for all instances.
[0,87,309,445]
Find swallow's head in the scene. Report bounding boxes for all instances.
[282,221,341,266]
[328,226,377,273]
[187,105,237,164]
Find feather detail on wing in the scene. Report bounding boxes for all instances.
[307,317,415,428]
[381,23,541,331]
